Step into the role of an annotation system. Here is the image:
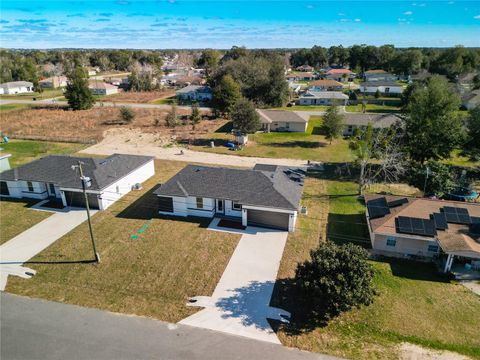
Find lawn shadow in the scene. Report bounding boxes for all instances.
[215,121,234,133]
[374,257,451,283]
[327,212,371,249]
[268,140,327,149]
[0,197,42,209]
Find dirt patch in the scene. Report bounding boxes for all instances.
[399,343,470,360]
[0,106,224,143]
[99,90,176,103]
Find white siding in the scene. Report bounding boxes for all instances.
[372,233,439,258]
[3,181,49,200]
[185,196,215,217]
[98,159,155,210]
[361,85,403,94]
[224,200,242,217]
[270,122,307,132]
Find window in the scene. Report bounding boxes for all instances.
[386,236,396,247]
[427,244,439,253]
[49,183,55,194]
[27,181,34,192]
[196,197,203,209]
[232,201,242,211]
[385,87,390,93]
[285,122,290,129]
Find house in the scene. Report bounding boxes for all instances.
[342,113,400,136]
[257,110,308,132]
[154,164,306,232]
[288,82,302,94]
[0,154,155,210]
[86,67,98,76]
[299,91,348,106]
[309,79,343,92]
[286,72,316,82]
[176,85,213,102]
[88,81,119,95]
[324,69,355,82]
[365,195,480,277]
[360,81,403,96]
[39,76,68,89]
[462,90,480,110]
[296,65,315,72]
[364,70,397,82]
[0,153,11,172]
[0,81,34,95]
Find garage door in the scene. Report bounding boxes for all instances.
[247,209,290,230]
[64,191,100,209]
[158,196,174,213]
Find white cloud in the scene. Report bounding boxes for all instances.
[404,11,413,15]
[354,18,361,22]
[474,15,480,19]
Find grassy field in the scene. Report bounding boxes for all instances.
[0,89,64,100]
[6,160,240,322]
[150,96,177,105]
[272,170,480,359]
[0,140,86,168]
[345,104,401,113]
[0,199,52,245]
[0,103,33,112]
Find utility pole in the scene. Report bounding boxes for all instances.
[73,161,100,263]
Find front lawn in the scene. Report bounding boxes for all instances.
[0,89,64,100]
[6,160,240,323]
[346,104,401,113]
[0,199,52,245]
[272,171,480,359]
[0,140,86,168]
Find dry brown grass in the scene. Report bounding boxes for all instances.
[0,107,225,143]
[99,90,176,103]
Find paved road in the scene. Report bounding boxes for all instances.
[1,293,337,360]
[181,221,289,343]
[0,207,97,290]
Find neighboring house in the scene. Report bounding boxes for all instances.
[286,72,316,82]
[342,113,400,136]
[296,65,315,72]
[154,164,306,232]
[176,85,213,102]
[299,91,348,106]
[39,76,68,89]
[0,81,34,95]
[257,110,308,132]
[309,79,343,92]
[462,90,480,110]
[456,72,478,93]
[86,67,98,76]
[0,153,11,172]
[360,81,403,96]
[0,154,155,210]
[365,195,480,277]
[88,81,119,95]
[364,70,397,82]
[288,82,302,94]
[324,69,355,82]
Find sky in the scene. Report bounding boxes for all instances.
[0,0,479,49]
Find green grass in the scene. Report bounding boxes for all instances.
[150,96,177,105]
[0,140,86,168]
[6,160,240,323]
[273,173,480,359]
[0,103,32,112]
[0,89,64,100]
[443,150,480,168]
[274,105,329,111]
[346,103,401,113]
[0,199,52,245]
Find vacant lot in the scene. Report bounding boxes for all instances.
[0,199,52,245]
[0,106,221,143]
[272,170,480,359]
[6,160,240,322]
[98,90,176,103]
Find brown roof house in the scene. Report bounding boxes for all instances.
[309,80,343,92]
[257,110,308,133]
[365,195,480,278]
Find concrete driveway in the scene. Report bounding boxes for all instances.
[0,207,97,290]
[180,220,289,344]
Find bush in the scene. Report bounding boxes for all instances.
[119,106,135,123]
[407,161,456,197]
[295,242,376,320]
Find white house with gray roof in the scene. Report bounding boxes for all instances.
[257,110,308,132]
[0,154,154,210]
[360,81,403,96]
[299,91,348,106]
[176,85,212,102]
[0,81,34,95]
[154,164,305,232]
[343,113,400,136]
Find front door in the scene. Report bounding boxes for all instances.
[48,183,56,197]
[216,199,224,214]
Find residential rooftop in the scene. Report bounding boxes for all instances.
[300,91,348,99]
[360,81,401,87]
[257,110,307,124]
[343,113,400,128]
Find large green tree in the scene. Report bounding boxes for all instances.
[196,49,221,77]
[230,98,260,134]
[64,64,95,110]
[322,104,345,144]
[402,75,463,164]
[464,106,480,161]
[212,74,242,116]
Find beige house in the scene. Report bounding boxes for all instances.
[286,72,315,82]
[366,195,480,279]
[88,81,119,95]
[309,79,343,92]
[257,110,308,132]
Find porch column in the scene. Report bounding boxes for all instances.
[242,208,247,227]
[60,191,67,207]
[444,253,454,273]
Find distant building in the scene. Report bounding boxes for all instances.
[299,91,348,106]
[309,79,343,92]
[364,70,397,82]
[39,76,68,89]
[0,153,11,172]
[0,81,34,95]
[88,81,119,95]
[342,113,400,136]
[286,72,316,82]
[324,69,355,82]
[176,85,212,102]
[462,90,480,110]
[359,81,403,96]
[257,110,308,133]
[296,65,315,72]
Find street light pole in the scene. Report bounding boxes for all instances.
[74,160,100,263]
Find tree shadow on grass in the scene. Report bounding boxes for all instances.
[267,141,327,148]
[374,257,451,283]
[215,121,234,133]
[0,197,41,209]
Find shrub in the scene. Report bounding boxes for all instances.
[119,106,135,123]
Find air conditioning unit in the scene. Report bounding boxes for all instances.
[132,183,142,191]
[300,206,308,215]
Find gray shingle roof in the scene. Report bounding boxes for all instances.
[154,164,305,211]
[176,85,212,94]
[0,154,153,191]
[257,110,307,124]
[0,81,33,89]
[300,91,348,99]
[343,113,401,127]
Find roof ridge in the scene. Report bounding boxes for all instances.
[258,170,298,209]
